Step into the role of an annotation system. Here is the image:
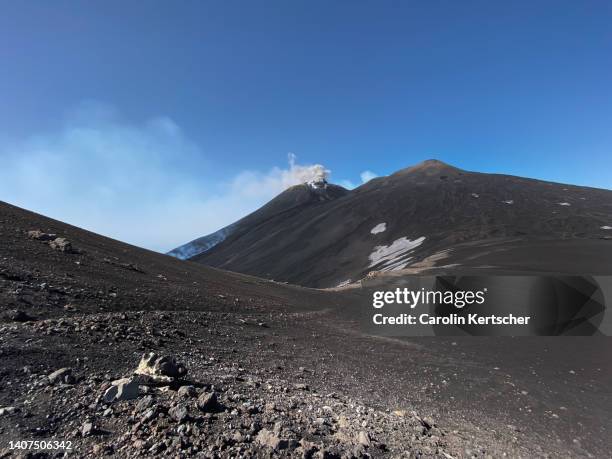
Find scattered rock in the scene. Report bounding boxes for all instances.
[134,353,187,382]
[27,230,57,241]
[48,367,74,384]
[0,406,19,416]
[141,407,158,423]
[81,422,95,437]
[197,391,220,413]
[420,416,435,430]
[103,378,139,402]
[135,395,155,412]
[49,237,73,253]
[177,385,197,398]
[8,309,35,322]
[357,431,371,447]
[256,428,289,450]
[168,403,189,423]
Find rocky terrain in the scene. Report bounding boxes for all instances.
[0,311,470,458]
[187,160,612,287]
[1,200,611,457]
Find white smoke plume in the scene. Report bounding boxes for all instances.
[360,170,378,183]
[285,153,330,185]
[0,102,338,252]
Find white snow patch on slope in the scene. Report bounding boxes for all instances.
[335,279,352,288]
[370,223,387,234]
[558,202,571,206]
[368,236,426,271]
[502,200,514,205]
[167,223,236,259]
[601,226,612,230]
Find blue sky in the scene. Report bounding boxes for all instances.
[1,1,611,251]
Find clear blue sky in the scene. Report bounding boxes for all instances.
[1,1,611,251]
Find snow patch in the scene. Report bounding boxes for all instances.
[167,223,237,259]
[502,200,514,205]
[558,202,571,206]
[335,279,351,288]
[471,193,480,198]
[601,226,612,230]
[368,236,426,271]
[370,223,387,234]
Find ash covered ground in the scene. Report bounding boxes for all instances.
[1,200,611,458]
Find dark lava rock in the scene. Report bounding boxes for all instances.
[8,310,35,322]
[177,385,197,398]
[168,403,189,423]
[135,394,155,412]
[197,391,220,413]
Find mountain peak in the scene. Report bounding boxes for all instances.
[393,159,461,176]
[420,158,451,167]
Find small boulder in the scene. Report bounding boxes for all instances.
[104,378,139,402]
[168,404,189,423]
[256,428,289,450]
[197,392,220,413]
[134,353,187,383]
[0,406,19,416]
[141,407,158,423]
[357,431,371,447]
[135,394,155,412]
[177,385,197,398]
[49,237,73,253]
[9,310,35,322]
[81,422,95,437]
[27,230,57,241]
[48,368,74,384]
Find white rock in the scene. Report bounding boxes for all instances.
[370,223,387,234]
[0,406,18,416]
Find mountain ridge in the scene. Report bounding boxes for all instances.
[184,160,612,287]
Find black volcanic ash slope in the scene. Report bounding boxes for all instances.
[0,200,341,320]
[168,180,348,259]
[189,160,612,287]
[2,200,610,458]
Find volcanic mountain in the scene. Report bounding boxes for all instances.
[168,179,348,260]
[182,160,612,288]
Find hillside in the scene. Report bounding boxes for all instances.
[189,160,612,287]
